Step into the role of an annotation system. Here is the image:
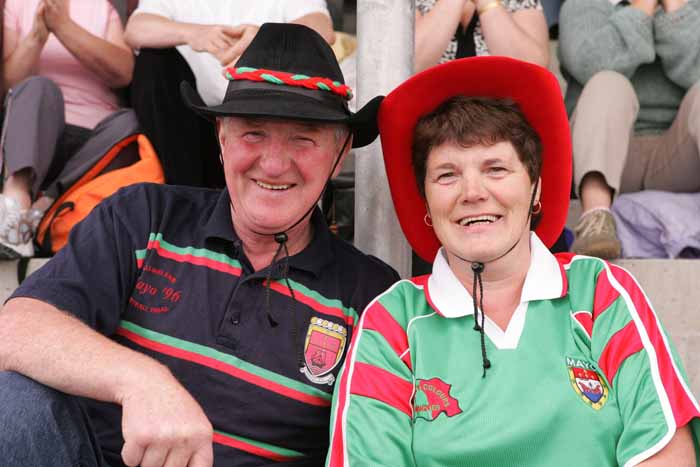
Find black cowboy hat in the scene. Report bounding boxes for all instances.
[181,22,382,148]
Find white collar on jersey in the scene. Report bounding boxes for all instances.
[425,232,565,349]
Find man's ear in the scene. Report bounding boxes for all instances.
[216,118,226,148]
[331,134,353,178]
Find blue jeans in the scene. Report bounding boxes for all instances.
[0,371,108,467]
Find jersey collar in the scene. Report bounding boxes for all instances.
[202,189,334,277]
[425,232,567,320]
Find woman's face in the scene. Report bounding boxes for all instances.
[424,141,538,264]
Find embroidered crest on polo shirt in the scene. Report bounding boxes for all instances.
[414,377,463,421]
[300,317,347,385]
[566,356,609,410]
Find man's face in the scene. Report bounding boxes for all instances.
[218,116,348,237]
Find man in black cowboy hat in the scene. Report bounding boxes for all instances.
[0,23,398,467]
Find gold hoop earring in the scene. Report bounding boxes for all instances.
[424,213,433,227]
[532,200,542,215]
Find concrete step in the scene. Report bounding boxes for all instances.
[1,257,699,397]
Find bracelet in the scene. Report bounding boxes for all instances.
[478,0,502,15]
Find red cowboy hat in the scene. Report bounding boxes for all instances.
[378,56,572,262]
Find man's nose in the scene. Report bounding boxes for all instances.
[258,142,292,176]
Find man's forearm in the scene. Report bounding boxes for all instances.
[125,13,199,50]
[0,297,170,406]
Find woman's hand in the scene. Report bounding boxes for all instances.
[461,1,477,28]
[29,2,50,46]
[43,0,73,35]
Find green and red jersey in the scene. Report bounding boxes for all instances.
[328,233,700,466]
[12,183,398,467]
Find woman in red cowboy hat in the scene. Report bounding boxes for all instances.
[327,56,699,466]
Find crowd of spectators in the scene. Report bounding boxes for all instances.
[0,0,698,260]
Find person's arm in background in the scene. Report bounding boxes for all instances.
[558,0,656,84]
[42,0,133,88]
[414,0,472,72]
[124,12,241,64]
[477,0,549,67]
[653,0,700,89]
[291,11,335,45]
[3,1,49,89]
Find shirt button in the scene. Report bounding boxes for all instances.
[231,317,240,325]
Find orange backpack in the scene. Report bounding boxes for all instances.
[36,134,164,255]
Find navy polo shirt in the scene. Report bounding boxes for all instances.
[12,183,399,467]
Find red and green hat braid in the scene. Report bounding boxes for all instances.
[224,66,354,100]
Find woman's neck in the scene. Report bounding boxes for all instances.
[448,235,532,330]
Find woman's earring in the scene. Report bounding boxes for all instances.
[532,200,542,215]
[424,213,433,227]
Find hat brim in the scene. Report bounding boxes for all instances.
[378,56,572,262]
[181,82,382,148]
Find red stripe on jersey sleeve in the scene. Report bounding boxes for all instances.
[598,321,643,385]
[594,266,620,319]
[610,265,700,426]
[363,302,411,370]
[573,311,593,338]
[350,362,414,417]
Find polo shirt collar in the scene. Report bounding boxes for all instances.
[426,232,567,319]
[203,190,334,277]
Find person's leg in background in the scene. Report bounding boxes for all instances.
[635,81,700,194]
[130,48,223,188]
[0,76,65,258]
[570,70,639,259]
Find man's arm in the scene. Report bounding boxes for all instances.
[3,2,49,89]
[0,297,214,467]
[41,0,133,88]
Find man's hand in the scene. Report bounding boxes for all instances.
[218,24,259,69]
[119,372,214,467]
[187,24,239,58]
[43,0,72,34]
[29,1,50,46]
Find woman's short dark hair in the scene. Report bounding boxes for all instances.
[412,96,543,198]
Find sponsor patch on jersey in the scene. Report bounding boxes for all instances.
[414,377,462,421]
[566,356,609,410]
[300,317,347,385]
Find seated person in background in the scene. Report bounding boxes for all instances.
[123,0,335,189]
[0,0,136,259]
[327,57,699,466]
[0,24,398,467]
[559,0,700,259]
[414,0,549,72]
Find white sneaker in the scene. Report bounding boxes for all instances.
[0,194,35,259]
